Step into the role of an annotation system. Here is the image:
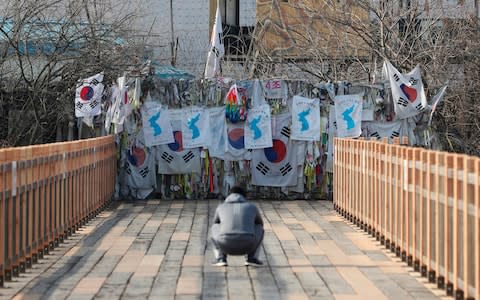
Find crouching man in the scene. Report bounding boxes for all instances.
[210,185,264,266]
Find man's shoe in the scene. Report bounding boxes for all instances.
[213,257,228,266]
[245,258,263,266]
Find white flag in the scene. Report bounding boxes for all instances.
[334,93,363,138]
[224,122,252,161]
[291,96,321,141]
[141,101,174,147]
[428,85,447,126]
[364,120,402,141]
[384,60,427,119]
[244,104,273,149]
[75,73,104,117]
[204,4,224,78]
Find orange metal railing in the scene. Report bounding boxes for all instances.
[0,136,116,287]
[334,137,480,300]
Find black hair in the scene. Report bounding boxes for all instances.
[229,185,247,197]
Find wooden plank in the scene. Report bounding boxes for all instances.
[445,154,454,285]
[463,156,472,297]
[475,159,479,300]
[453,155,461,291]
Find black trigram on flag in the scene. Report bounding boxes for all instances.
[415,103,424,111]
[393,74,400,82]
[333,121,337,130]
[90,78,100,86]
[409,77,417,85]
[89,99,99,109]
[125,165,132,175]
[161,152,174,163]
[370,131,381,139]
[183,151,195,163]
[390,131,400,139]
[280,163,293,176]
[397,97,408,107]
[256,162,270,175]
[76,102,84,110]
[139,166,149,178]
[281,126,290,138]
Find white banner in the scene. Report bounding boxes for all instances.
[384,60,427,119]
[244,104,273,149]
[182,106,209,148]
[75,73,104,117]
[334,93,363,138]
[291,96,321,141]
[206,107,227,159]
[251,114,298,187]
[141,102,174,147]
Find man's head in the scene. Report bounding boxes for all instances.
[229,185,247,198]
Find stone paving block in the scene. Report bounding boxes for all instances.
[72,277,106,294]
[316,266,355,295]
[336,267,388,299]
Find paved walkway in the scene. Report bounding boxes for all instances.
[1,200,448,300]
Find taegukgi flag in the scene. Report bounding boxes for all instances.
[75,72,104,117]
[204,3,224,78]
[384,60,427,119]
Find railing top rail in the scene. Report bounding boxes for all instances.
[0,136,114,163]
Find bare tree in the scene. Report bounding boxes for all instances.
[0,0,149,146]
[245,0,480,155]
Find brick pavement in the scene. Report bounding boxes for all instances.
[1,199,449,300]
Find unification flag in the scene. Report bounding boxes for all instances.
[384,60,427,119]
[291,96,321,141]
[182,106,209,148]
[75,72,104,117]
[251,113,298,187]
[204,3,224,78]
[141,101,174,147]
[334,93,363,138]
[244,104,273,149]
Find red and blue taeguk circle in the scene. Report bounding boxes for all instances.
[168,131,184,152]
[228,127,245,149]
[264,139,287,163]
[127,146,146,167]
[80,86,94,101]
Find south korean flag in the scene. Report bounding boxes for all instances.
[251,113,298,187]
[125,134,156,190]
[364,120,402,141]
[384,60,427,119]
[75,73,104,117]
[156,109,201,174]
